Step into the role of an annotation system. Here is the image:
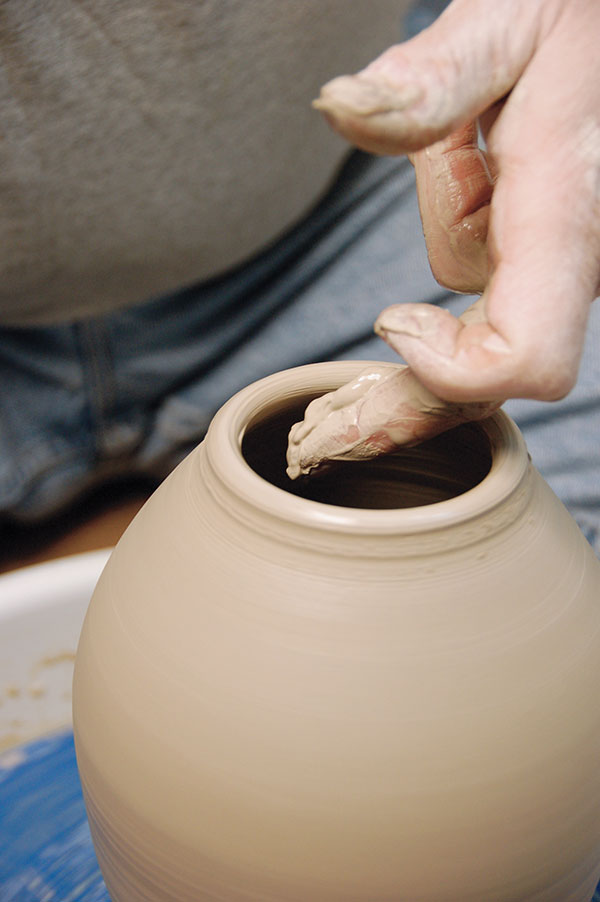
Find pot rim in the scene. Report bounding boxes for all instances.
[204,361,530,535]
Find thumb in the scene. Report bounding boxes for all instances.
[313,0,553,155]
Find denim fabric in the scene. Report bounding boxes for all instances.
[0,149,598,556]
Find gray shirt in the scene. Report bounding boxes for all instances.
[0,0,405,324]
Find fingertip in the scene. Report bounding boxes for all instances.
[375,303,463,359]
[312,78,430,155]
[314,74,422,118]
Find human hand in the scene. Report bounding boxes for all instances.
[286,301,500,479]
[286,0,600,480]
[313,0,600,403]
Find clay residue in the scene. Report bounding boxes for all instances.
[34,651,76,671]
[5,684,22,700]
[0,743,27,761]
[28,681,46,699]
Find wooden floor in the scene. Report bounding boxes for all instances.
[0,479,157,574]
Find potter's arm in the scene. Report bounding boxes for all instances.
[286,299,501,479]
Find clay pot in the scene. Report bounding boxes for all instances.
[73,361,600,902]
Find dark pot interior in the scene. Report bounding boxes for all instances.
[241,392,493,511]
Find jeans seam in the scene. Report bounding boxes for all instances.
[73,319,118,461]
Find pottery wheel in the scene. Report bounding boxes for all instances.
[0,551,111,900]
[0,729,109,900]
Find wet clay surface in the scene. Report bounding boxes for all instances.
[242,393,492,509]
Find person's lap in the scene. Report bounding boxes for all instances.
[0,150,598,556]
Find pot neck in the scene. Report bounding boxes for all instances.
[196,363,532,559]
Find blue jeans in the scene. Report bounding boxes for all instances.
[0,150,599,555]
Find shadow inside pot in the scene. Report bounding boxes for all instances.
[242,393,492,511]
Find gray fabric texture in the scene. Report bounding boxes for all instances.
[0,0,405,323]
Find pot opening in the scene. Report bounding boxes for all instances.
[241,392,493,510]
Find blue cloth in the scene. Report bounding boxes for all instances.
[0,149,598,555]
[1,730,599,901]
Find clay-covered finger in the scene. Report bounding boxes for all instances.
[412,122,494,294]
[286,362,499,479]
[312,0,543,156]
